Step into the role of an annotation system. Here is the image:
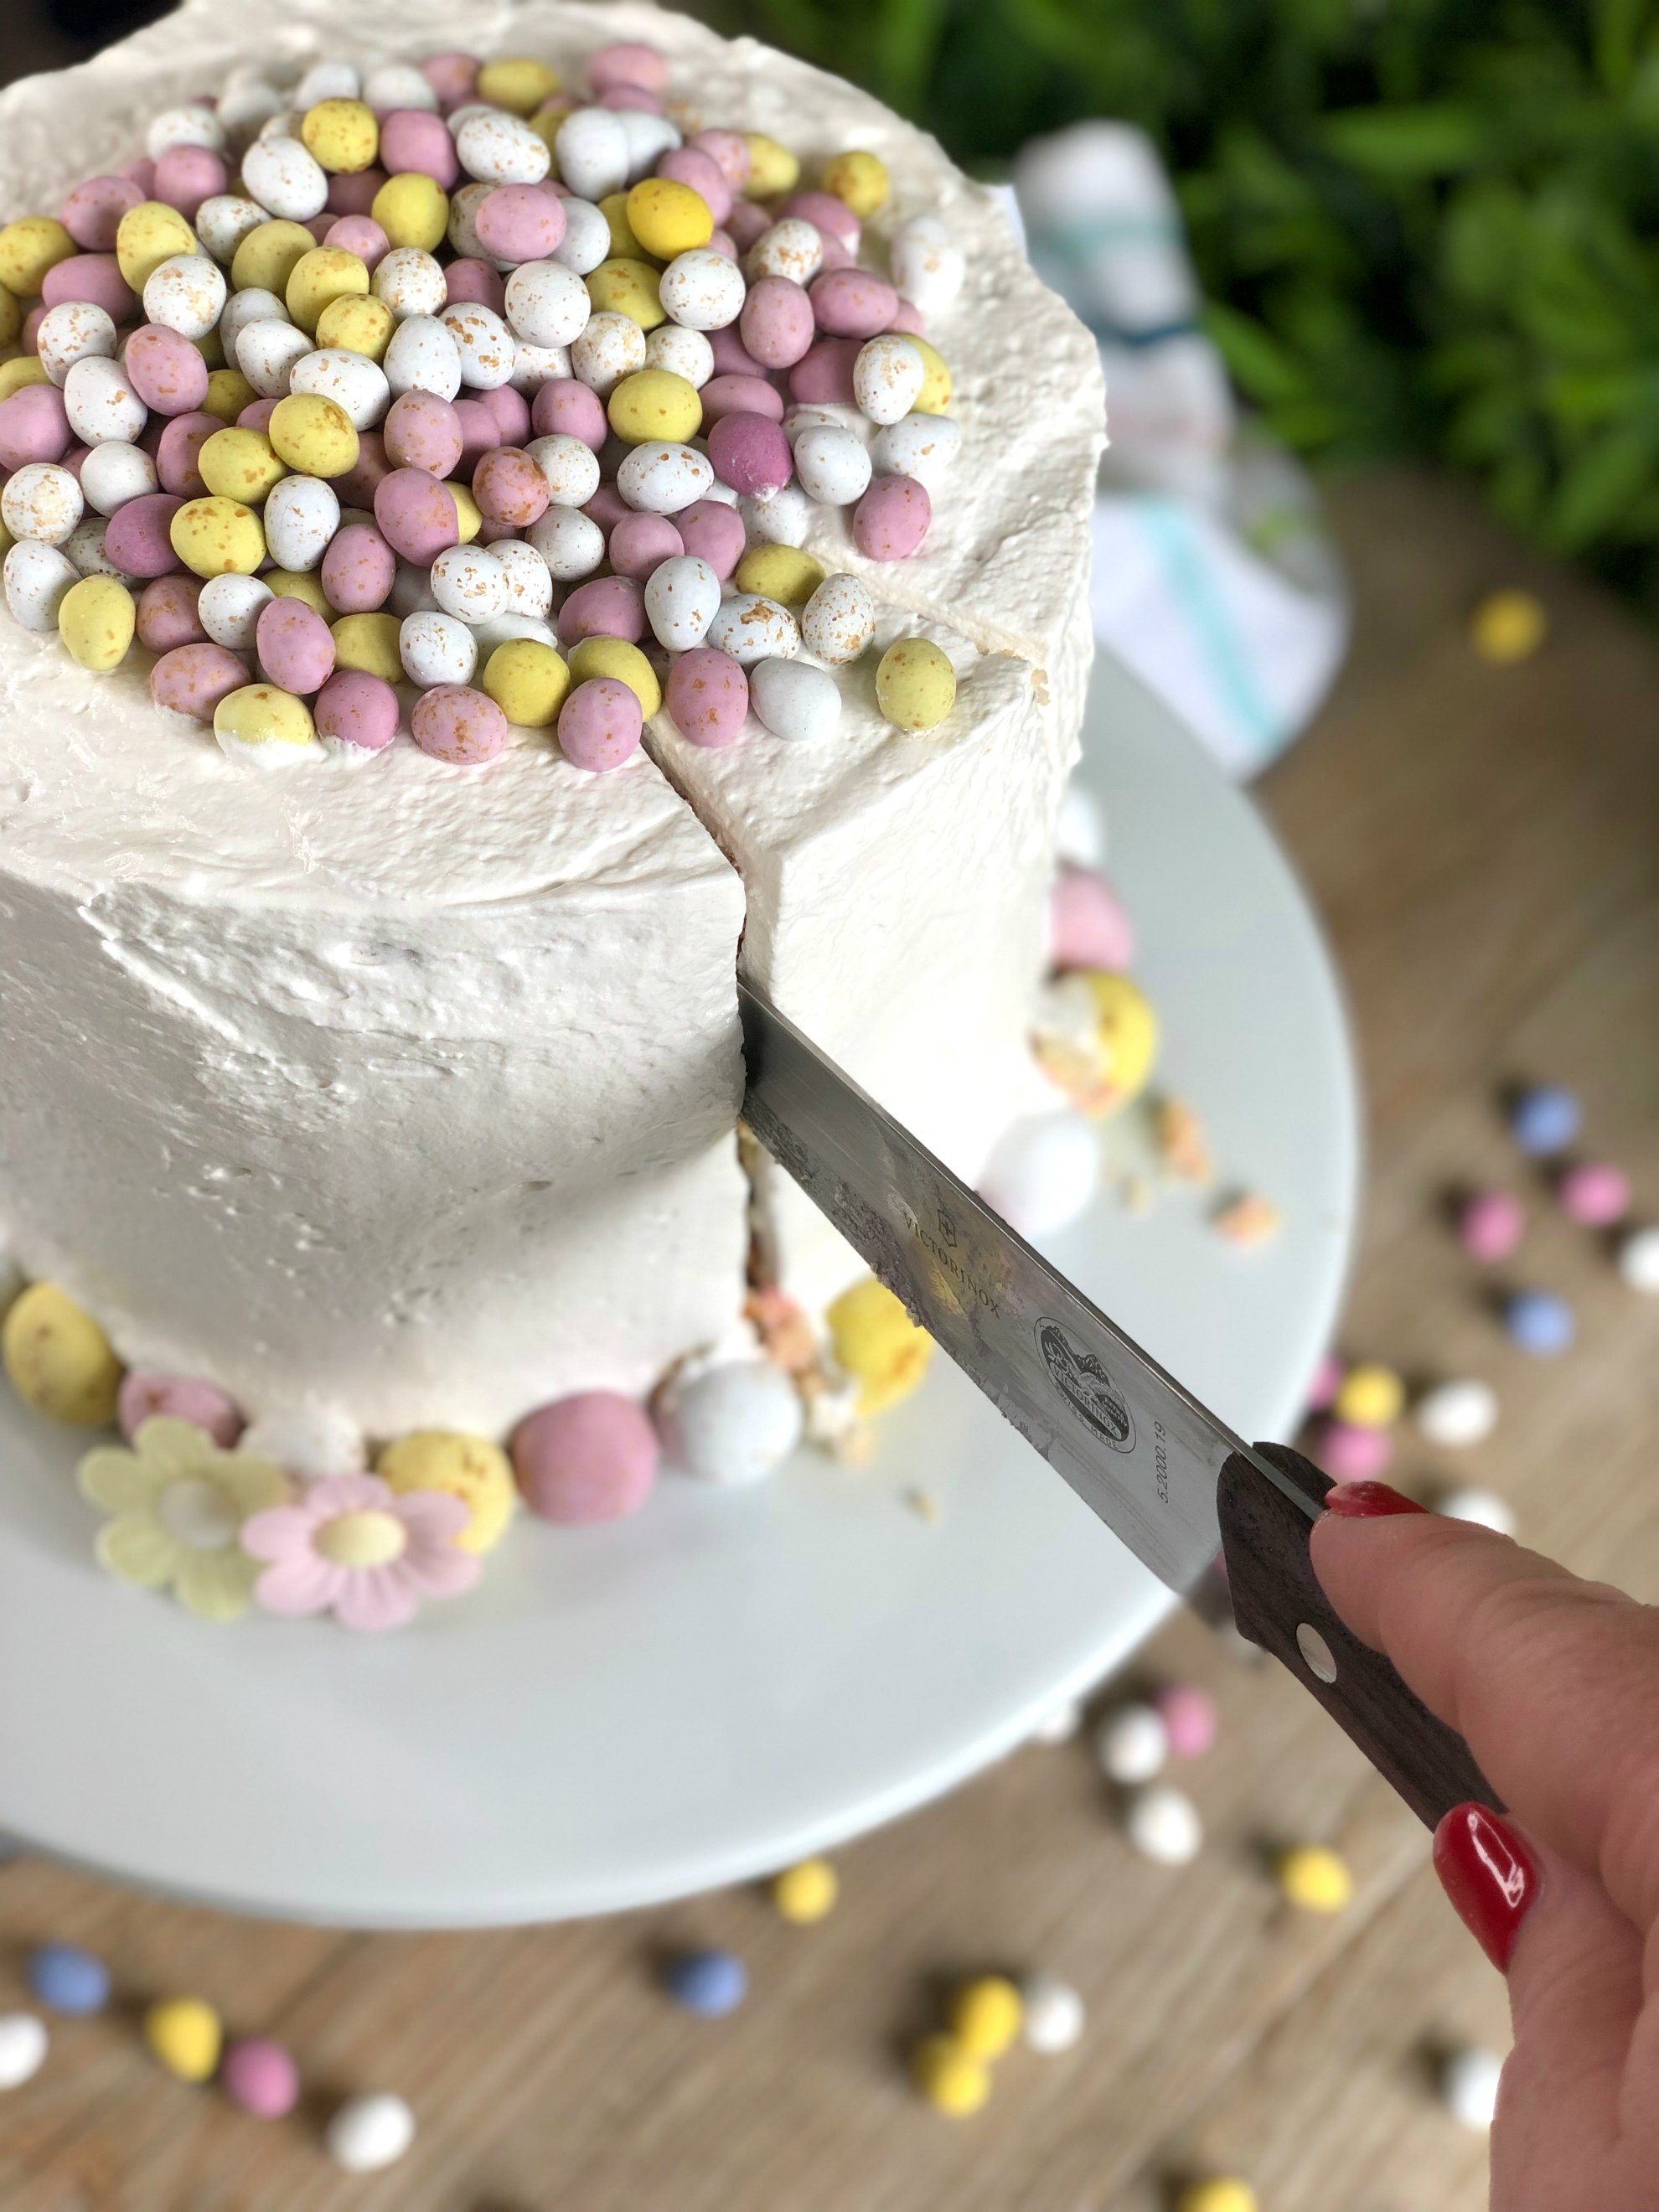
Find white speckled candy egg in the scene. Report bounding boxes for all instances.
[750,654,840,742]
[492,538,554,618]
[147,101,225,159]
[472,611,560,652]
[363,62,437,112]
[63,514,127,579]
[242,136,329,222]
[450,183,503,264]
[555,108,630,202]
[570,309,646,395]
[80,439,158,516]
[324,2092,415,2176]
[143,254,227,341]
[979,1113,1099,1236]
[399,608,479,688]
[747,220,822,287]
[658,1359,803,1486]
[792,423,871,507]
[4,540,80,631]
[290,347,390,429]
[295,58,360,107]
[504,261,592,349]
[890,214,965,316]
[194,194,269,268]
[430,543,509,623]
[739,484,809,548]
[35,301,116,387]
[262,475,340,571]
[783,403,862,443]
[457,111,550,187]
[374,247,448,322]
[643,554,721,650]
[525,432,600,507]
[240,1403,364,1478]
[705,592,799,664]
[236,319,313,400]
[872,411,962,490]
[0,2013,48,2091]
[199,571,272,650]
[644,323,713,388]
[441,304,516,390]
[658,248,745,333]
[444,104,494,140]
[64,354,147,444]
[257,110,304,146]
[617,440,714,515]
[800,571,876,664]
[617,109,681,182]
[216,83,285,153]
[853,334,925,426]
[527,504,605,581]
[219,288,289,358]
[384,315,463,401]
[508,342,570,392]
[3,463,84,545]
[551,198,612,276]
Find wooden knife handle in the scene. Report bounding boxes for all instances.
[1217,1444,1502,1829]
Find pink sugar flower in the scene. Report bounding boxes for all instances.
[241,1473,479,1633]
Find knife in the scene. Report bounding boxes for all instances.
[739,980,1498,1830]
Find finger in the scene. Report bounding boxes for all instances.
[1310,1506,1659,1931]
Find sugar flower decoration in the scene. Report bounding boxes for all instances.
[240,1473,480,1633]
[78,1415,292,1623]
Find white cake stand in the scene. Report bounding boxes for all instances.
[0,658,1357,1926]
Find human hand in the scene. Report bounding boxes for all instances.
[1310,1483,1659,2211]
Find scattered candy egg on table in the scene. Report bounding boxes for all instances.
[1331,1362,1403,1430]
[948,1976,1024,2060]
[1470,588,1546,663]
[770,1858,838,1924]
[1414,1377,1498,1448]
[1558,1160,1631,1225]
[28,1941,111,2015]
[1019,1972,1085,2054]
[1459,1186,1524,1263]
[1310,1418,1392,1483]
[978,1113,1098,1237]
[0,2014,48,2091]
[1618,1225,1659,1292]
[1124,1783,1203,1865]
[1093,1700,1170,1785]
[3,1283,121,1425]
[911,2034,990,2116]
[1436,1485,1517,1534]
[1175,2181,1258,2212]
[1276,1843,1354,1913]
[656,1359,804,1486]
[325,2091,416,2173]
[1439,2044,1504,2129]
[1155,1682,1217,1761]
[219,2033,302,2117]
[142,1995,223,2082]
[1508,1083,1580,1155]
[1503,1288,1574,1356]
[663,1948,747,2018]
[1030,1698,1081,1744]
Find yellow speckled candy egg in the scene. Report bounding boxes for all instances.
[372,173,450,255]
[482,637,569,726]
[0,281,21,348]
[59,575,136,673]
[626,178,714,260]
[1276,1844,1355,1915]
[826,1275,933,1416]
[2,1281,122,1425]
[822,150,889,218]
[598,192,645,261]
[909,335,952,415]
[567,634,660,717]
[910,2034,989,2117]
[301,98,380,175]
[1332,1362,1403,1429]
[477,55,561,114]
[450,482,483,544]
[203,368,256,424]
[265,568,334,618]
[1087,972,1158,1110]
[331,612,404,682]
[771,1857,838,1923]
[214,682,315,750]
[315,292,395,362]
[948,1976,1023,2059]
[0,214,74,297]
[286,245,370,336]
[876,637,955,732]
[194,323,225,370]
[267,392,359,479]
[378,1429,517,1553]
[142,1998,222,2083]
[230,219,316,298]
[114,201,195,294]
[0,358,49,401]
[170,494,265,577]
[199,426,286,506]
[735,545,824,609]
[744,133,799,199]
[607,368,700,446]
[586,258,664,331]
[1174,2183,1258,2212]
[1470,587,1547,664]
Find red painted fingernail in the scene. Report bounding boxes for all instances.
[1433,1802,1539,1971]
[1321,1481,1429,1519]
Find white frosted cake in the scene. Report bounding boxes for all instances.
[0,0,1129,1631]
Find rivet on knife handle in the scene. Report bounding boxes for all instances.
[1217,1444,1502,1829]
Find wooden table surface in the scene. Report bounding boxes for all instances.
[3,470,1657,2210]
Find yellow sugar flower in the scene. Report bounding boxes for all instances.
[77,1416,291,1623]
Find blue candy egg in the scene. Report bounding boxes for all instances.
[28,1942,110,2016]
[663,1947,747,2017]
[1503,1289,1574,1356]
[1509,1085,1581,1157]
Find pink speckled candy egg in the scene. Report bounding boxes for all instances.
[655,145,731,226]
[124,323,209,417]
[21,302,48,354]
[324,215,390,270]
[664,645,748,747]
[788,336,861,406]
[676,497,745,579]
[150,641,249,721]
[557,674,643,772]
[1155,1682,1217,1762]
[557,573,645,646]
[446,257,506,314]
[724,199,770,254]
[60,173,142,251]
[374,467,462,563]
[778,189,860,250]
[707,229,737,261]
[1050,863,1134,973]
[888,298,925,336]
[326,169,387,219]
[706,323,766,378]
[383,390,464,477]
[476,183,566,265]
[122,155,156,196]
[1313,1419,1393,1483]
[579,484,627,535]
[256,597,336,695]
[380,109,460,189]
[155,411,219,497]
[1304,1351,1343,1414]
[453,397,503,476]
[607,510,682,580]
[739,276,815,370]
[1459,1187,1524,1263]
[690,127,750,191]
[315,669,400,751]
[42,253,137,321]
[220,2038,301,2121]
[235,396,279,434]
[809,266,897,339]
[117,1371,242,1446]
[699,373,783,425]
[0,384,70,470]
[588,41,669,95]
[473,444,548,527]
[304,214,336,247]
[852,473,930,561]
[135,573,204,652]
[421,50,479,109]
[531,376,607,450]
[152,143,227,220]
[595,80,660,112]
[480,385,532,447]
[411,681,509,764]
[322,524,396,611]
[512,1389,659,1522]
[104,493,185,578]
[335,429,392,509]
[1558,1160,1631,1226]
[707,411,792,498]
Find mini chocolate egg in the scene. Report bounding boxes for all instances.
[658,246,746,332]
[616,438,713,514]
[643,552,721,650]
[431,543,509,623]
[261,475,341,572]
[1124,1782,1202,1865]
[525,431,601,506]
[442,301,517,390]
[528,504,605,580]
[748,654,839,743]
[3,463,83,546]
[890,214,964,315]
[570,308,647,395]
[655,1358,803,1485]
[194,193,267,266]
[411,680,509,763]
[35,300,117,388]
[198,571,272,649]
[852,333,925,425]
[644,322,714,388]
[374,245,448,319]
[400,607,478,687]
[871,411,961,490]
[1019,1972,1084,2054]
[325,2092,416,2174]
[243,136,329,222]
[290,347,390,430]
[79,439,158,516]
[142,251,225,339]
[705,592,798,664]
[457,111,551,188]
[384,313,463,401]
[800,571,875,664]
[3,540,79,631]
[979,1112,1098,1237]
[791,422,871,507]
[0,2013,47,2090]
[664,644,747,747]
[1414,1377,1498,1448]
[64,354,147,444]
[3,1281,121,1424]
[235,318,313,401]
[747,219,822,287]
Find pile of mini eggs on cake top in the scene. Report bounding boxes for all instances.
[0,39,969,768]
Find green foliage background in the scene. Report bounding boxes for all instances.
[737,0,1659,604]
